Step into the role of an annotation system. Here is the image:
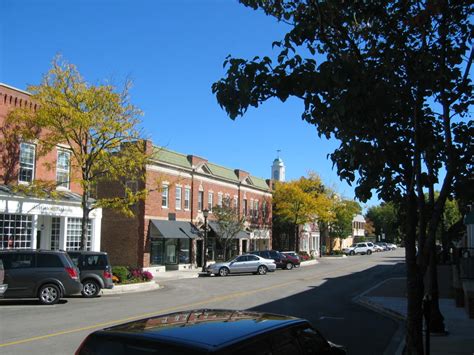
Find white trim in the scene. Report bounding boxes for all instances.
[146,164,192,178]
[0,82,31,95]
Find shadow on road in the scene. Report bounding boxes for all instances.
[247,262,405,355]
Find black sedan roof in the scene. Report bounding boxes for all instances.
[94,309,305,351]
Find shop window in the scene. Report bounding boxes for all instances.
[151,239,164,265]
[0,213,33,249]
[19,143,35,183]
[175,186,182,210]
[56,149,71,189]
[179,238,190,264]
[66,218,91,251]
[50,217,61,250]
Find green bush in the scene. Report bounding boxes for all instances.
[331,250,343,256]
[112,266,129,283]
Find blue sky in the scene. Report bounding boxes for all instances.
[1,0,379,208]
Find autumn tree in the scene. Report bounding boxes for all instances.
[8,57,150,250]
[212,2,472,353]
[329,198,361,251]
[212,197,246,261]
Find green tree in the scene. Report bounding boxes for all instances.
[212,2,472,352]
[8,57,150,250]
[212,197,246,261]
[329,198,361,251]
[366,202,400,243]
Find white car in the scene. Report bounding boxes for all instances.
[387,243,397,250]
[372,244,384,252]
[343,242,373,256]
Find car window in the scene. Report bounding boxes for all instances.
[2,253,34,269]
[248,255,259,261]
[271,327,301,354]
[261,251,270,259]
[82,255,107,269]
[295,326,331,354]
[69,254,80,267]
[269,251,279,258]
[232,337,272,355]
[36,254,63,268]
[235,256,247,262]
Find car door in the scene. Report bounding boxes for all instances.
[246,255,260,272]
[230,256,247,273]
[2,252,36,297]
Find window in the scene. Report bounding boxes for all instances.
[262,201,267,219]
[243,199,248,215]
[19,143,35,183]
[217,193,223,207]
[0,213,33,249]
[66,218,91,251]
[255,200,259,218]
[175,186,182,210]
[250,199,254,217]
[198,191,204,211]
[233,196,238,210]
[161,185,169,208]
[56,149,71,189]
[50,217,61,250]
[36,254,63,268]
[208,192,213,212]
[2,253,34,269]
[184,188,191,210]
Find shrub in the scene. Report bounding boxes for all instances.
[112,266,129,283]
[129,267,154,282]
[298,251,310,261]
[331,250,343,256]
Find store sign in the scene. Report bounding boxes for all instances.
[35,205,74,215]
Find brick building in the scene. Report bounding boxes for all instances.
[0,83,102,251]
[100,143,272,273]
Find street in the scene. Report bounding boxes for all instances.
[0,250,405,355]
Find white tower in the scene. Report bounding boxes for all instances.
[271,150,286,182]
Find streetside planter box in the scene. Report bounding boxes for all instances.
[102,281,160,295]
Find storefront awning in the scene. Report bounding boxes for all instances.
[208,221,249,239]
[149,220,201,239]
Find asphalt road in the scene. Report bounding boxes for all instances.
[0,249,406,355]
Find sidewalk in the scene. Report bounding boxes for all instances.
[355,273,474,354]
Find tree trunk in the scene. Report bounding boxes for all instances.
[80,188,90,251]
[428,248,446,333]
[294,224,299,252]
[404,192,424,355]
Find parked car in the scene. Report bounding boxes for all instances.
[342,243,373,256]
[251,250,297,270]
[375,242,390,251]
[372,244,384,252]
[280,252,301,268]
[68,251,113,297]
[387,243,397,250]
[75,309,346,355]
[0,258,7,297]
[0,249,82,304]
[207,254,276,276]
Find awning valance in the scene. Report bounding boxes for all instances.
[149,220,201,239]
[208,221,249,240]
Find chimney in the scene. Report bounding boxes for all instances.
[187,155,208,168]
[235,169,249,182]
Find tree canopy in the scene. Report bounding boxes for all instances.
[8,56,150,249]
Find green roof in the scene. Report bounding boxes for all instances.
[152,146,270,191]
[152,147,191,169]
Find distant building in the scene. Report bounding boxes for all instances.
[352,214,366,241]
[271,153,285,182]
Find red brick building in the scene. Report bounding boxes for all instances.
[100,143,273,273]
[0,83,102,251]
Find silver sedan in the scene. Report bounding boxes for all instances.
[207,254,276,276]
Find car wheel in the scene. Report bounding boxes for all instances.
[82,280,101,298]
[38,284,60,305]
[367,250,372,255]
[285,263,294,270]
[219,267,229,277]
[257,265,268,275]
[349,251,355,256]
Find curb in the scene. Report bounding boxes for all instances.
[102,281,161,295]
[354,296,406,322]
[300,259,319,267]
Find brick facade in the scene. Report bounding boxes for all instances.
[100,144,273,268]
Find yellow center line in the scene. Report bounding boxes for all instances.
[0,261,362,348]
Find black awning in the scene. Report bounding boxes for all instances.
[207,221,249,239]
[149,220,201,239]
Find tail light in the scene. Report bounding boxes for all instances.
[65,267,79,280]
[103,270,112,279]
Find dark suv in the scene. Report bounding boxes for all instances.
[68,251,113,297]
[76,309,346,354]
[251,250,297,270]
[0,249,82,304]
[0,258,7,297]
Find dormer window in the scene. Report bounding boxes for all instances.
[56,149,71,189]
[19,143,35,183]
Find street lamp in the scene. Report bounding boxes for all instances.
[201,209,209,272]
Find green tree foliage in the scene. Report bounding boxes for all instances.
[8,56,150,250]
[329,198,361,250]
[366,202,400,243]
[212,197,246,261]
[212,2,472,352]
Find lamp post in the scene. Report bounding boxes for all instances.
[201,209,209,272]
